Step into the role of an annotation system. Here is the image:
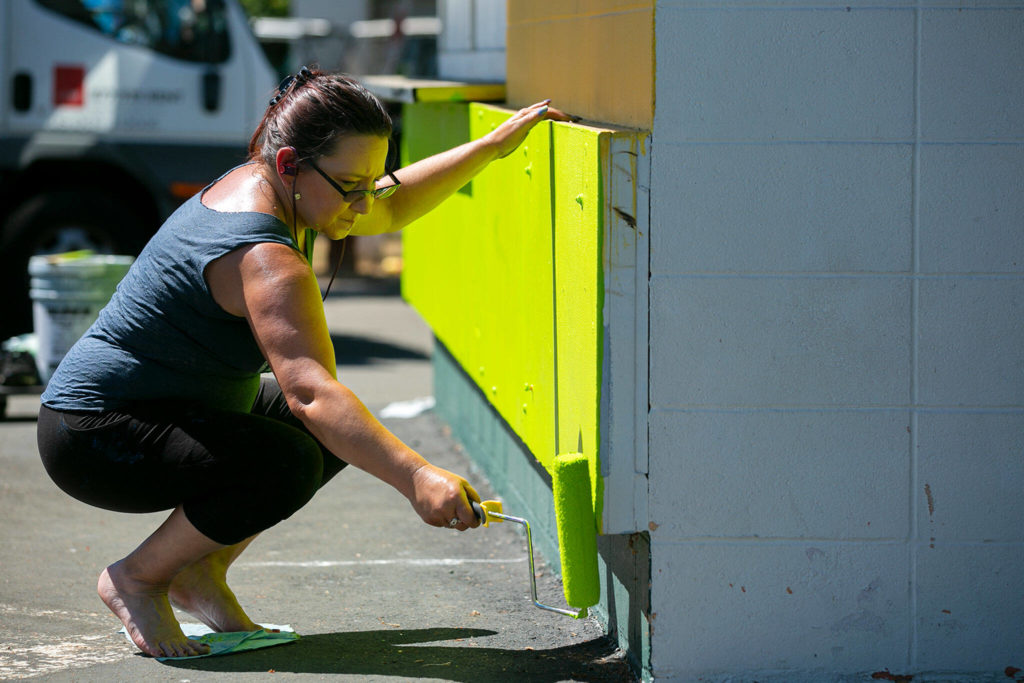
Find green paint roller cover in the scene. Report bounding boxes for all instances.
[552,453,600,608]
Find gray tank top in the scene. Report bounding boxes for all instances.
[42,176,303,413]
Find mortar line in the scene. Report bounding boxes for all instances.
[909,1,923,668]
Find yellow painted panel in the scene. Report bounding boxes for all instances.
[402,105,611,529]
[415,84,506,103]
[553,123,605,516]
[361,76,505,104]
[402,103,558,466]
[403,103,621,533]
[471,106,556,460]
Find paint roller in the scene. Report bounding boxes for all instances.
[471,452,600,619]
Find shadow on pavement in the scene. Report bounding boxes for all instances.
[320,276,401,298]
[161,627,630,681]
[330,333,428,366]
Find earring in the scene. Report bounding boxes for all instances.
[294,193,301,200]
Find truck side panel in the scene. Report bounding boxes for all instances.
[7,0,271,144]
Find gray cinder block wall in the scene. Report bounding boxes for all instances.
[648,1,1023,680]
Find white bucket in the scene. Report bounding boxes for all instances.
[29,253,134,383]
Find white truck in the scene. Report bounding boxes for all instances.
[0,0,277,341]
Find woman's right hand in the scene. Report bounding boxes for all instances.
[409,463,481,530]
[486,100,574,159]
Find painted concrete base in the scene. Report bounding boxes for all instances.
[432,341,652,680]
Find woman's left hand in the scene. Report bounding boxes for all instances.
[487,100,576,159]
[409,463,482,530]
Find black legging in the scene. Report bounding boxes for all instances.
[37,377,347,545]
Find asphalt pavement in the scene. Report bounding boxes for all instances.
[0,281,630,682]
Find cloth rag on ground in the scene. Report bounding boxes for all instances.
[118,623,298,660]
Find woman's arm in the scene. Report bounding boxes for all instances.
[350,101,572,236]
[206,242,480,529]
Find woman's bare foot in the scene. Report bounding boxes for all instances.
[98,562,210,658]
[168,560,259,633]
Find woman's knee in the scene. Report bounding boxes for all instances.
[186,434,324,543]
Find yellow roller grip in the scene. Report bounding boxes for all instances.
[476,500,503,527]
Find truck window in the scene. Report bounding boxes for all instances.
[35,0,231,64]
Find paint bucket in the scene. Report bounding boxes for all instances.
[29,253,134,383]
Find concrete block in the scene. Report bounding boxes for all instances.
[649,409,911,539]
[507,9,653,127]
[915,544,1024,669]
[918,144,1024,273]
[656,8,915,141]
[598,532,652,674]
[920,0,1024,5]
[920,9,1024,141]
[508,0,654,24]
[652,143,913,273]
[917,412,1024,543]
[506,0,556,23]
[660,0,914,5]
[649,276,912,407]
[917,278,1024,407]
[650,542,910,677]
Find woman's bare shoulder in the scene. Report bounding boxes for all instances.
[207,241,309,317]
[201,166,279,217]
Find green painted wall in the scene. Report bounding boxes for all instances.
[401,102,605,521]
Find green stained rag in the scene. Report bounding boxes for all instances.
[119,623,299,660]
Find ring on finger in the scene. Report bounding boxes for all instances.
[449,517,460,528]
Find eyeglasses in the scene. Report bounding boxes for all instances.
[306,159,401,202]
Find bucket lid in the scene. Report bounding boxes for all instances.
[30,287,117,302]
[29,253,135,277]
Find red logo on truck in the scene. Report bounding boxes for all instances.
[54,65,85,107]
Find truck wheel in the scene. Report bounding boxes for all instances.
[0,191,148,341]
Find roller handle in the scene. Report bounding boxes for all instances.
[470,500,505,527]
[468,498,587,619]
